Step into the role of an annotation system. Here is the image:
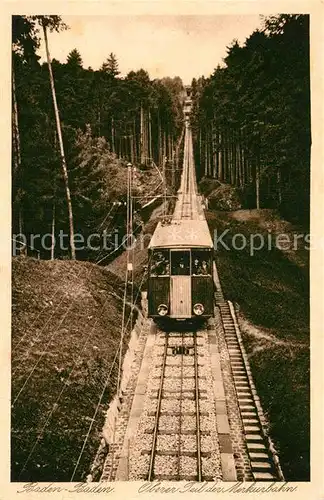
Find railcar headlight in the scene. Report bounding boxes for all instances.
[193,303,204,316]
[157,304,168,316]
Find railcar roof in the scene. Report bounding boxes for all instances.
[148,219,214,249]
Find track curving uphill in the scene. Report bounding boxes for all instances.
[99,109,284,483]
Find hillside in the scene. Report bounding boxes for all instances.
[206,207,310,480]
[11,257,130,482]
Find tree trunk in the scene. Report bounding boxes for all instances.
[111,117,115,153]
[133,118,137,163]
[51,198,55,260]
[162,131,166,161]
[199,128,202,175]
[209,124,213,177]
[148,108,152,161]
[12,64,23,238]
[218,130,222,181]
[12,67,21,179]
[277,169,282,205]
[256,160,260,209]
[204,129,208,177]
[140,104,145,164]
[237,142,242,188]
[211,122,216,177]
[43,22,76,260]
[171,136,175,191]
[168,133,172,163]
[158,118,162,166]
[130,126,135,164]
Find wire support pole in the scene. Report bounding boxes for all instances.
[129,164,135,331]
[109,163,133,480]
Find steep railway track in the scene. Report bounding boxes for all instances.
[119,326,224,481]
[99,118,283,483]
[146,330,206,481]
[178,125,197,220]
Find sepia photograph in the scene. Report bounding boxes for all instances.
[9,9,316,491]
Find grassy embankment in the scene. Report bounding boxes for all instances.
[11,258,130,482]
[11,189,170,482]
[202,179,310,481]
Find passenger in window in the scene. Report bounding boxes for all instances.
[178,258,187,275]
[198,260,210,275]
[193,258,200,275]
[151,252,166,276]
[159,260,169,275]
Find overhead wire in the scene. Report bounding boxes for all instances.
[17,183,138,477]
[17,285,122,479]
[70,252,152,481]
[14,158,163,477]
[12,203,121,366]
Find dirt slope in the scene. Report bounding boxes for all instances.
[11,257,129,482]
[206,208,309,480]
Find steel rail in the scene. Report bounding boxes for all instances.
[193,330,202,481]
[177,331,185,479]
[147,332,169,481]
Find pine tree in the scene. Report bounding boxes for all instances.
[37,15,76,259]
[66,48,83,68]
[101,52,119,76]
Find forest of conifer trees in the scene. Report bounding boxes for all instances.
[12,14,311,259]
[12,15,185,260]
[10,13,312,484]
[191,14,310,225]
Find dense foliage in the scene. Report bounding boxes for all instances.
[191,15,310,225]
[12,15,184,259]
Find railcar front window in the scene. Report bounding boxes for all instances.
[171,251,190,275]
[192,250,212,276]
[150,250,170,276]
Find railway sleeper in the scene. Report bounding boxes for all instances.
[152,374,206,380]
[154,388,208,394]
[140,449,212,458]
[251,460,273,471]
[156,353,205,359]
[152,474,214,482]
[240,405,257,411]
[245,434,264,443]
[144,428,211,436]
[244,426,262,435]
[147,410,209,417]
[253,472,277,481]
[240,411,258,418]
[250,451,272,461]
[149,393,208,400]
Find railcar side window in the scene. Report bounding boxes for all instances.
[192,250,212,276]
[150,250,170,276]
[171,251,190,275]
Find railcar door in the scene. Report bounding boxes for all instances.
[191,249,214,316]
[148,249,170,317]
[170,250,191,318]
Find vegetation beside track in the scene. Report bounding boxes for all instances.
[205,207,309,480]
[11,257,131,482]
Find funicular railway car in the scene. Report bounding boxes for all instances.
[147,219,214,321]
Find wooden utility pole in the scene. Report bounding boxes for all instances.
[256,161,260,209]
[111,117,115,153]
[42,21,76,259]
[12,67,21,178]
[12,65,24,245]
[163,156,167,216]
[140,104,145,164]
